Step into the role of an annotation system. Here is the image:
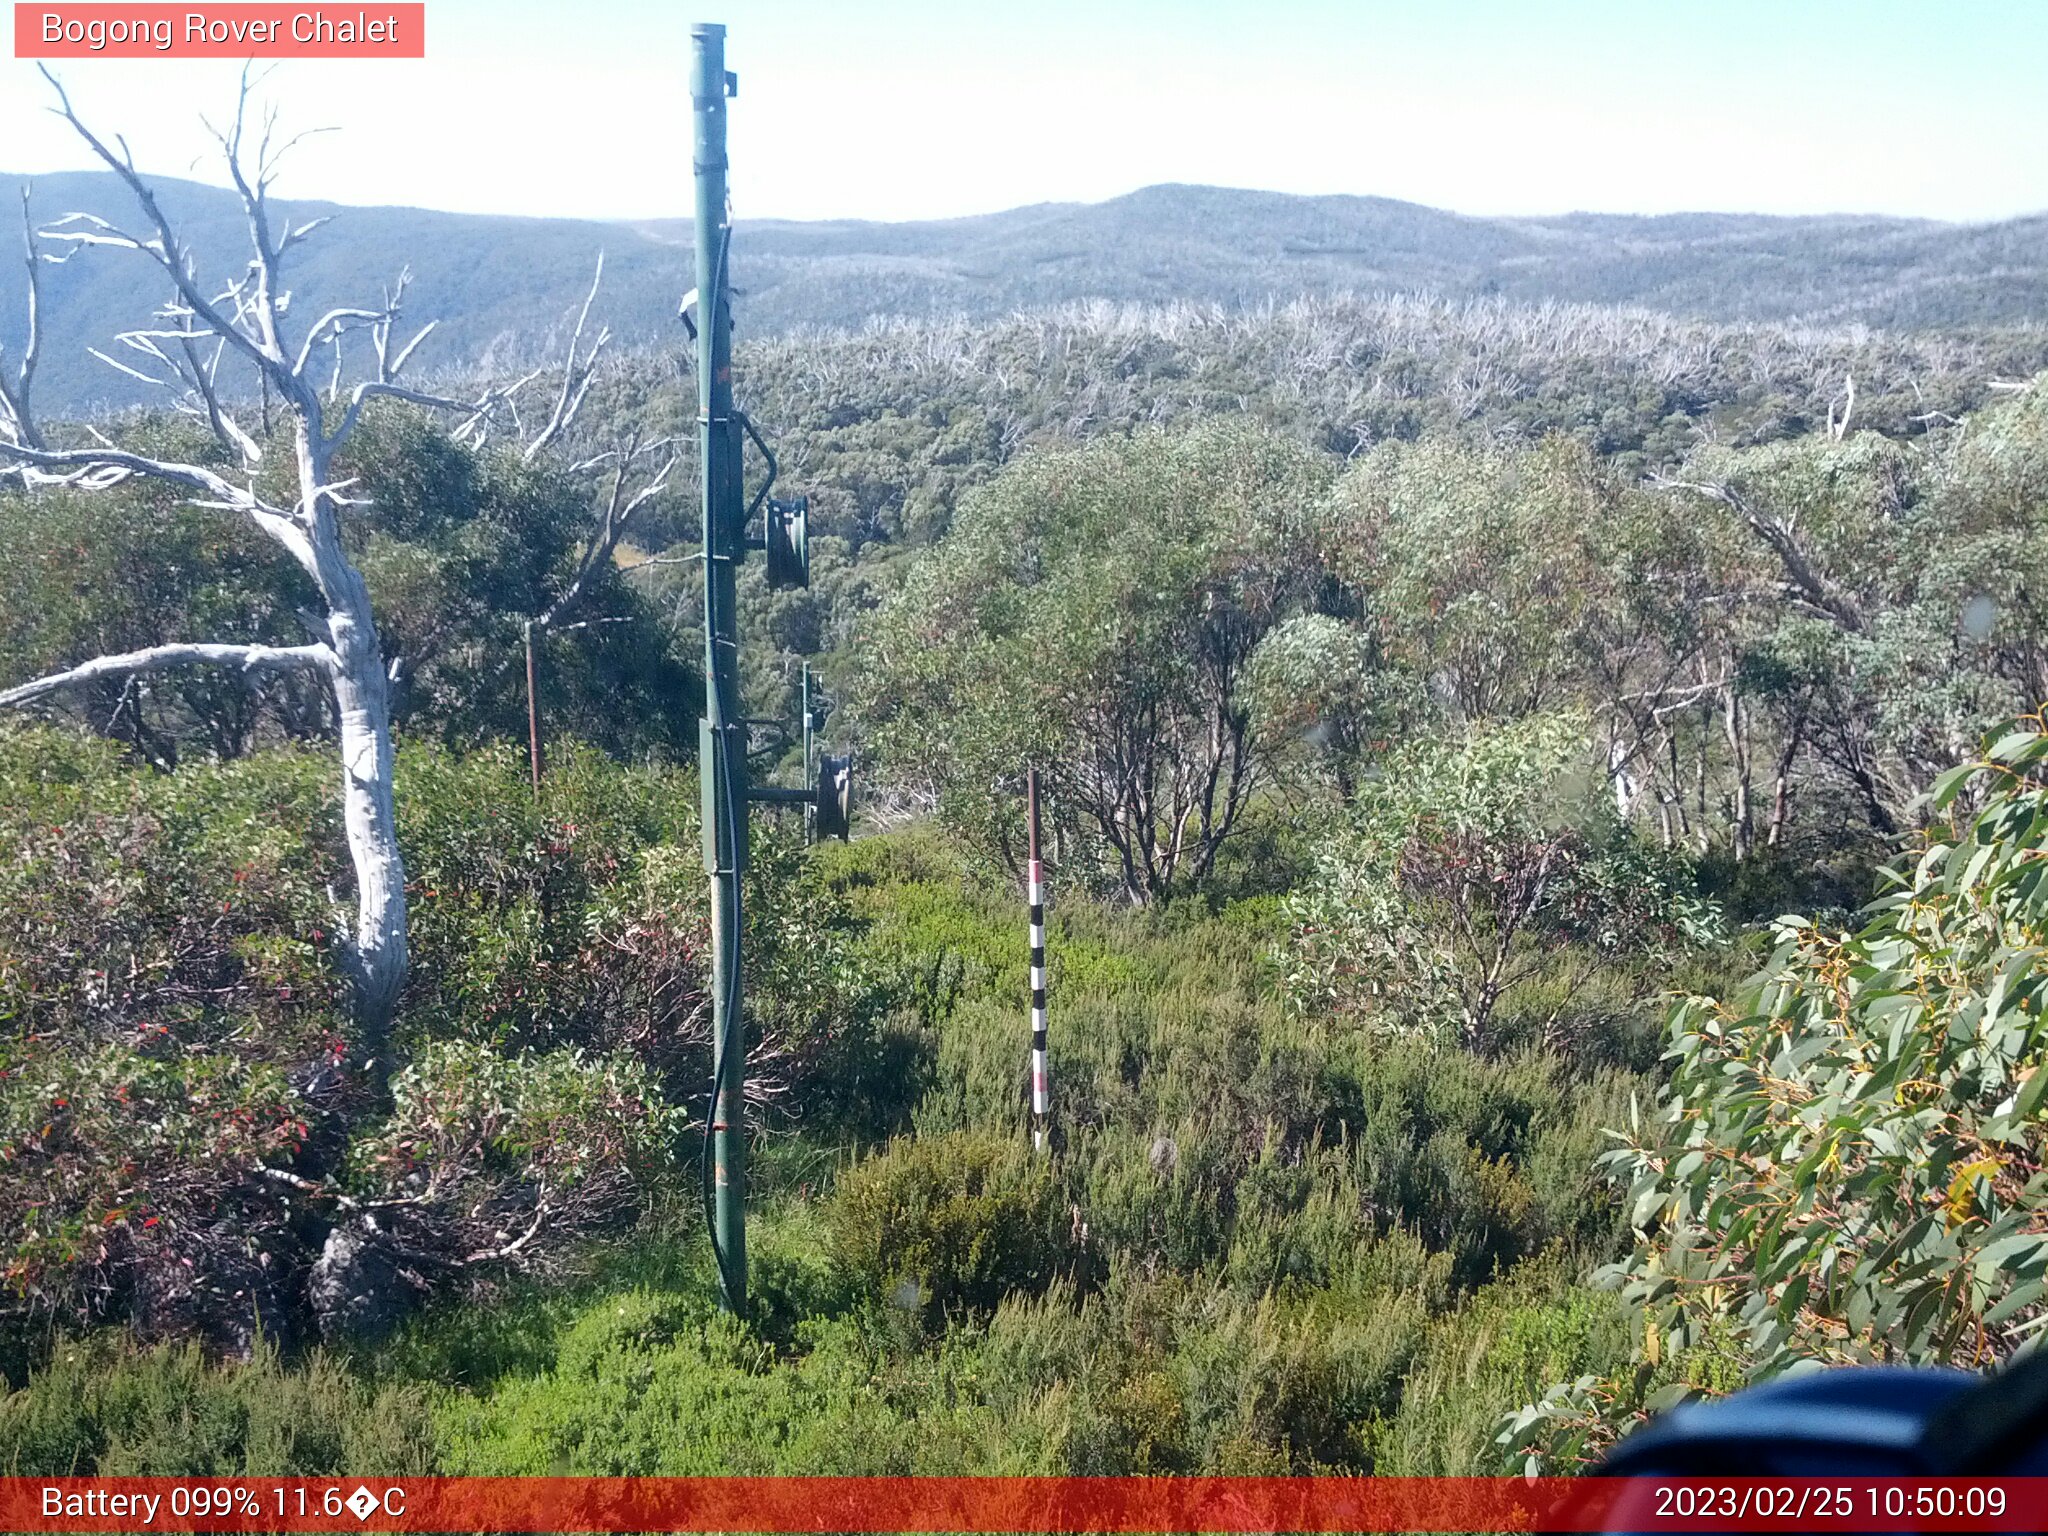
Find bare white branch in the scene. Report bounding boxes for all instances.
[536,431,679,631]
[0,437,314,568]
[179,331,264,466]
[1827,372,1856,441]
[0,640,335,708]
[277,214,333,256]
[1652,472,1870,635]
[523,254,610,461]
[293,306,385,376]
[37,66,289,391]
[388,319,436,380]
[460,1193,550,1266]
[0,186,45,450]
[326,379,515,455]
[86,343,166,385]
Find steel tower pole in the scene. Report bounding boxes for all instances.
[692,20,747,1315]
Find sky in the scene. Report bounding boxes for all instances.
[3,0,2046,226]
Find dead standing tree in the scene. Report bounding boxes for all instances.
[0,69,632,1087]
[510,258,681,785]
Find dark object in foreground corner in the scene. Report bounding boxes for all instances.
[1603,1367,1978,1479]
[1596,1352,2048,1529]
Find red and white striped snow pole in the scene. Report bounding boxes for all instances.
[1026,766,1049,1151]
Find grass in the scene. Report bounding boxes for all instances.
[0,825,1657,1475]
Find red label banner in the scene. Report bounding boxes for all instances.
[14,4,425,58]
[0,1476,2043,1533]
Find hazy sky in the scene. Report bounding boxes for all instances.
[3,0,2045,224]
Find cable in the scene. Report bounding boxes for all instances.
[700,724,745,1300]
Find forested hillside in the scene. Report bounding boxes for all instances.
[5,135,2048,1479]
[6,170,2047,412]
[664,185,2048,336]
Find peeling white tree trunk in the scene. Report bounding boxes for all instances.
[1607,731,1641,820]
[310,476,409,1066]
[285,411,417,1075]
[333,672,406,1067]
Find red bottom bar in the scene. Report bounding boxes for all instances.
[3,1476,2043,1533]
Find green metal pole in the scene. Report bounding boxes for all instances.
[692,20,747,1315]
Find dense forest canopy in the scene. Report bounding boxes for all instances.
[3,124,2048,1477]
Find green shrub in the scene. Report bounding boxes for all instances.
[747,1203,860,1349]
[1512,714,2048,1468]
[433,1298,799,1475]
[0,725,870,1358]
[1284,714,1722,1057]
[0,727,342,1347]
[973,1269,1430,1473]
[1365,1256,1631,1474]
[341,1041,686,1277]
[0,1336,434,1476]
[827,1133,1072,1316]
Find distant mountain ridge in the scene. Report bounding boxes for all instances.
[3,174,2043,413]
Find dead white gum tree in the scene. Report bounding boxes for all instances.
[0,69,653,1087]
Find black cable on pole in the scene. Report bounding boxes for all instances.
[698,209,741,1293]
